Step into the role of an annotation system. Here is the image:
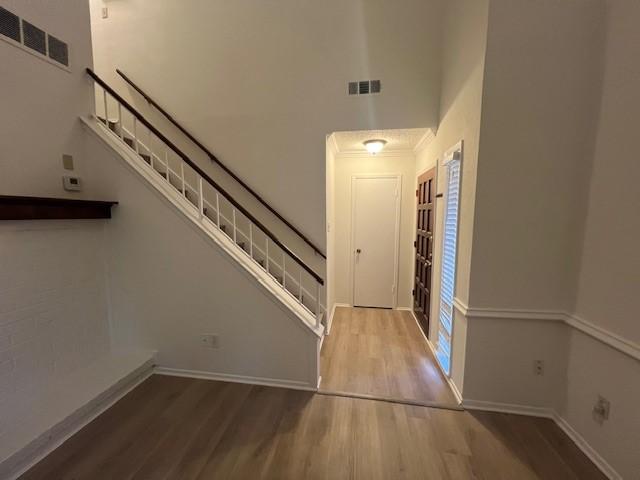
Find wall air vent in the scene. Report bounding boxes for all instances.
[348,79,381,96]
[0,7,20,42]
[0,5,70,70]
[22,20,46,55]
[48,34,69,66]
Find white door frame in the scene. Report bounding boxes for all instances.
[349,174,402,309]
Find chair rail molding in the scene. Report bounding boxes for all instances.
[453,298,639,361]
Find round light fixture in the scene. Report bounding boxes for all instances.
[363,139,387,155]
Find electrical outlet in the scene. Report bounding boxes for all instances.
[593,396,610,424]
[533,360,544,376]
[199,334,219,349]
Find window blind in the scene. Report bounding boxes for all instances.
[436,157,461,375]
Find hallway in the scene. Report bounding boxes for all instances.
[320,307,457,405]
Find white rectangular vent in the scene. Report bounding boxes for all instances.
[348,80,381,96]
[0,5,70,68]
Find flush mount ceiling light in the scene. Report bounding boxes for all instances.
[363,139,387,155]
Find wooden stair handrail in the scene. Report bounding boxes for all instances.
[115,68,326,260]
[87,68,324,285]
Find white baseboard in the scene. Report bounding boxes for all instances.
[552,412,621,480]
[155,366,318,392]
[327,303,351,335]
[463,399,555,418]
[462,399,620,480]
[6,356,154,480]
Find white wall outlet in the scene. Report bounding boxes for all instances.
[62,175,82,192]
[593,396,610,424]
[101,7,108,19]
[200,334,219,348]
[533,359,544,376]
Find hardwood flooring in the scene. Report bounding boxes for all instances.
[320,307,457,405]
[21,374,606,480]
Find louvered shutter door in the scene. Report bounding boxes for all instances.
[436,158,461,375]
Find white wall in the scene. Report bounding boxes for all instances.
[329,151,417,309]
[0,221,110,406]
[0,0,94,199]
[414,0,489,393]
[561,1,640,477]
[83,130,320,388]
[573,0,640,345]
[88,0,445,252]
[468,0,604,311]
[0,0,115,469]
[458,1,639,477]
[461,0,604,404]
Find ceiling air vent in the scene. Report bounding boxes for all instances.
[0,5,70,70]
[0,6,20,42]
[348,79,381,96]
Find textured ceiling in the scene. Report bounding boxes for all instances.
[332,128,432,153]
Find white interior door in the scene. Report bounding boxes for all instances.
[352,175,400,308]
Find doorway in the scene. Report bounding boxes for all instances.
[351,175,400,308]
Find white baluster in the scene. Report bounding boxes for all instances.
[133,118,139,154]
[232,210,237,244]
[118,103,124,139]
[149,129,154,171]
[102,89,108,124]
[316,282,322,328]
[249,224,253,259]
[180,162,186,196]
[266,238,270,274]
[215,192,221,227]
[282,253,286,288]
[164,151,171,183]
[198,177,204,218]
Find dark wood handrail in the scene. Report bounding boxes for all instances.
[115,68,326,260]
[87,68,324,285]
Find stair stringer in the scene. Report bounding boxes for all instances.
[81,116,324,340]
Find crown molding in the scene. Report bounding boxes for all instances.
[413,128,437,153]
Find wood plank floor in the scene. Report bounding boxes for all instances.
[320,307,457,404]
[20,375,606,480]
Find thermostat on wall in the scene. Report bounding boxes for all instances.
[63,175,82,191]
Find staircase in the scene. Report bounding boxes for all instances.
[85,69,325,334]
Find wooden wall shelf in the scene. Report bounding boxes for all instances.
[0,196,118,220]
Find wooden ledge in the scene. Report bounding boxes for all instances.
[0,195,118,220]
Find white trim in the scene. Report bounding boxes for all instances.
[443,141,463,165]
[463,399,555,418]
[155,367,318,392]
[552,412,622,480]
[5,358,154,480]
[462,399,621,480]
[453,298,640,361]
[350,174,402,309]
[413,128,437,153]
[564,313,639,361]
[409,310,463,404]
